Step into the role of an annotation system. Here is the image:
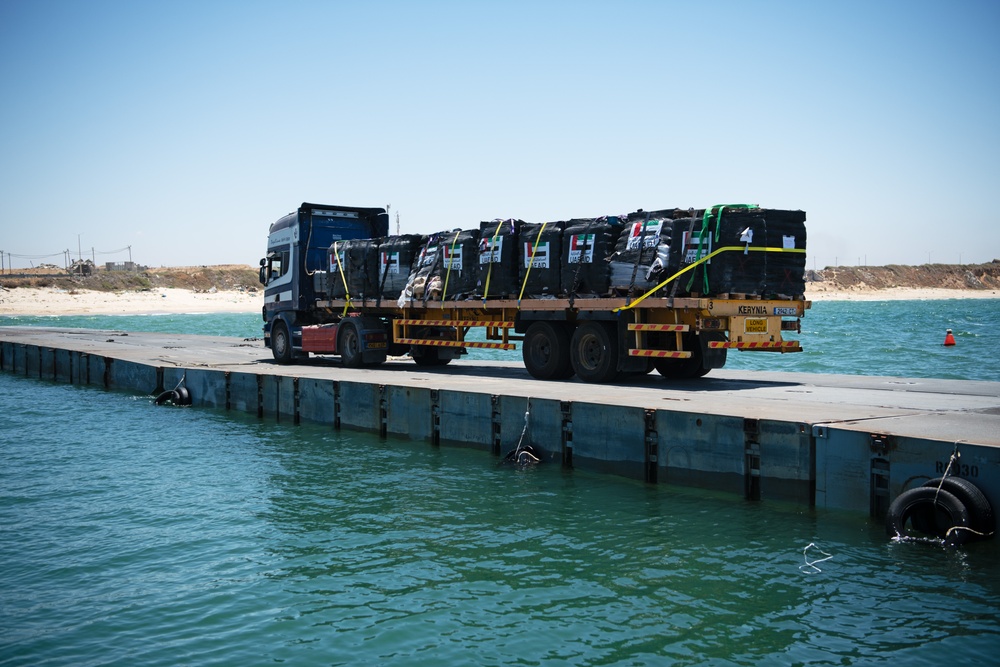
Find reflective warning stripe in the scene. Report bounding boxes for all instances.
[708,341,801,350]
[395,338,516,350]
[627,324,690,332]
[628,349,693,358]
[395,319,515,328]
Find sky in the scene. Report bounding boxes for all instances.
[1,0,998,270]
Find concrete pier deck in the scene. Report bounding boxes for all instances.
[3,326,999,517]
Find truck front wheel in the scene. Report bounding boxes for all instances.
[271,321,294,365]
[523,321,574,380]
[570,321,620,383]
[339,321,365,368]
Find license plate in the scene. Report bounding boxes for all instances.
[773,307,797,316]
[744,318,768,334]
[367,342,387,349]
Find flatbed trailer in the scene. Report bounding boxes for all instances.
[260,202,809,383]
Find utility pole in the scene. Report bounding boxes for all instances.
[78,234,82,262]
[127,245,132,263]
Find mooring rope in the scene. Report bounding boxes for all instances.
[799,542,833,573]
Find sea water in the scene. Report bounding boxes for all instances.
[2,300,1000,665]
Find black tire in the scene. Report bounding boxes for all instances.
[154,390,177,405]
[338,321,365,368]
[654,334,709,379]
[411,347,452,367]
[886,486,971,545]
[922,477,995,539]
[174,387,192,406]
[522,322,574,380]
[570,321,619,383]
[271,320,294,365]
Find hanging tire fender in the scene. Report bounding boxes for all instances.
[154,390,178,405]
[886,486,971,545]
[922,477,995,539]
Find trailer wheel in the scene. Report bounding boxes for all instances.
[339,321,365,368]
[411,347,452,367]
[654,334,709,379]
[271,320,294,365]
[523,322,574,380]
[570,321,619,383]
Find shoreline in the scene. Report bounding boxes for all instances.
[1,284,999,317]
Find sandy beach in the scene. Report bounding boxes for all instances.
[1,284,998,317]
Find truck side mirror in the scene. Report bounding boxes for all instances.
[258,264,268,285]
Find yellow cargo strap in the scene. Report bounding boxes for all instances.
[481,219,505,306]
[441,230,462,301]
[517,222,549,308]
[333,241,352,316]
[613,245,806,313]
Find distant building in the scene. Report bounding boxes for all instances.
[105,261,137,272]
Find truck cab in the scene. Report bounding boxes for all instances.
[260,203,388,362]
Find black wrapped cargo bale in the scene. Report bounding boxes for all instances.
[762,209,807,297]
[669,206,807,298]
[518,222,564,299]
[376,234,424,300]
[665,215,703,297]
[328,238,380,300]
[561,218,621,297]
[477,219,521,299]
[705,207,768,296]
[608,210,678,295]
[399,229,480,303]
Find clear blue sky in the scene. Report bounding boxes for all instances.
[1,0,997,270]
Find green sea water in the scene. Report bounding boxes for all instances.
[2,300,1000,665]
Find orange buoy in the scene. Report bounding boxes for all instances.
[944,329,956,346]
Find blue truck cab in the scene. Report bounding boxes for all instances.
[260,202,388,363]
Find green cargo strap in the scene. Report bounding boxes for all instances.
[441,230,462,301]
[686,204,758,294]
[482,219,505,305]
[517,222,549,308]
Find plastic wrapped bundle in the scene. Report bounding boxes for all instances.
[375,234,424,300]
[398,229,480,304]
[667,206,766,296]
[517,222,564,299]
[609,210,678,295]
[762,209,807,297]
[477,219,521,299]
[561,218,620,297]
[327,238,380,300]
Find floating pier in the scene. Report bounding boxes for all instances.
[2,326,999,519]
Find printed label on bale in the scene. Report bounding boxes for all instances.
[380,251,400,274]
[626,220,663,250]
[479,236,503,264]
[568,234,595,264]
[682,230,711,263]
[524,242,550,269]
[443,245,463,270]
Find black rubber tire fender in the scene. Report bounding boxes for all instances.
[922,477,995,539]
[886,486,971,545]
[154,390,178,405]
[174,387,191,406]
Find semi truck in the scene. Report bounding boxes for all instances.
[259,202,809,383]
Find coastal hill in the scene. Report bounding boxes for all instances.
[2,261,999,293]
[807,261,1000,291]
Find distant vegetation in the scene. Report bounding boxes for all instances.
[0,264,261,293]
[806,261,1000,291]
